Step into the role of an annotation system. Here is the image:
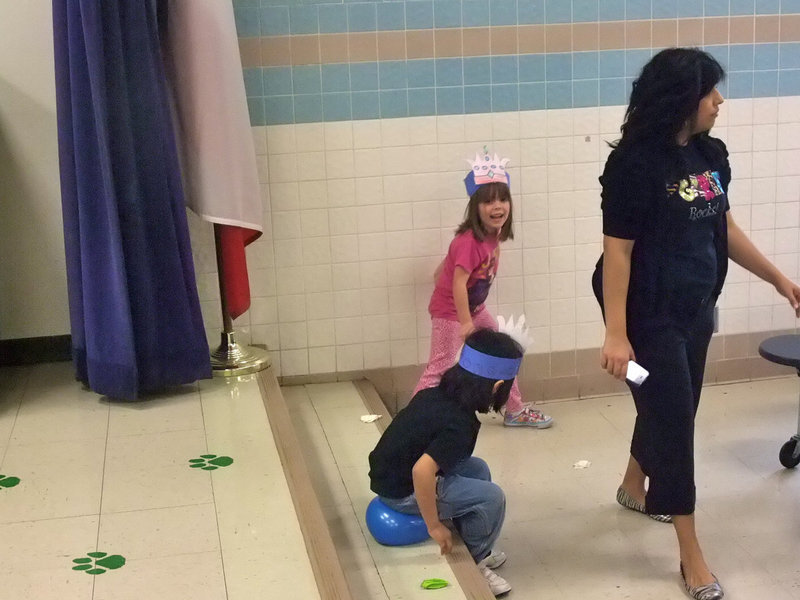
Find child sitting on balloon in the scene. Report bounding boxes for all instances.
[368,321,531,597]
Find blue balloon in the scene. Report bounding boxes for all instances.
[365,497,429,546]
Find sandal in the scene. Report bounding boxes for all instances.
[680,562,724,600]
[616,487,672,523]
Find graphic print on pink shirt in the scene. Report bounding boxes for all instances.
[428,232,500,320]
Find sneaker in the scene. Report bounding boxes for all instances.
[504,405,553,428]
[479,564,512,596]
[477,549,507,570]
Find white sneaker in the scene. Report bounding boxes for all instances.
[480,565,512,596]
[478,549,507,570]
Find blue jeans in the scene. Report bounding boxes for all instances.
[380,456,505,562]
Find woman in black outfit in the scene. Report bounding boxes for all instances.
[593,48,800,600]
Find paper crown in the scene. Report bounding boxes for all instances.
[457,315,532,380]
[497,314,532,352]
[464,147,511,197]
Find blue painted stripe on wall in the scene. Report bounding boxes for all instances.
[234,0,798,37]
[246,43,800,125]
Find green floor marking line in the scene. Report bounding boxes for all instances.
[72,552,126,575]
[188,454,234,470]
[0,475,20,489]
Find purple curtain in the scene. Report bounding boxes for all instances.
[52,0,211,400]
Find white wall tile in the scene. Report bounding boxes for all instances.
[298,180,327,209]
[336,344,363,371]
[279,322,307,349]
[306,293,334,321]
[267,125,296,154]
[308,319,336,347]
[281,349,308,376]
[388,285,415,312]
[326,178,356,206]
[335,316,362,344]
[295,123,325,152]
[268,153,298,183]
[352,120,382,148]
[301,209,330,237]
[275,266,304,295]
[243,101,800,377]
[361,288,389,315]
[549,245,576,273]
[296,152,326,181]
[249,297,278,326]
[309,346,336,373]
[324,121,354,150]
[325,150,355,179]
[362,314,390,342]
[302,237,332,266]
[272,211,302,239]
[391,339,418,366]
[363,341,391,369]
[273,239,303,268]
[269,182,300,212]
[353,149,383,178]
[463,114,493,142]
[550,324,575,351]
[412,201,441,229]
[546,136,574,165]
[358,233,387,260]
[334,289,362,317]
[278,294,307,322]
[408,116,438,144]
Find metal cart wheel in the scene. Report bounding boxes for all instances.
[779,437,800,469]
[758,336,800,470]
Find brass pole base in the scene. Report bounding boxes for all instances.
[210,331,271,377]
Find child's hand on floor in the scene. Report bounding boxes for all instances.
[428,523,453,555]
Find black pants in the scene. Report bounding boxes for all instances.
[627,302,715,516]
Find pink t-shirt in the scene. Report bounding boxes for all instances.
[429,231,500,320]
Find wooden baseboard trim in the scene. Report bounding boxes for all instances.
[257,367,353,600]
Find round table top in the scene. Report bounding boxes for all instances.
[758,334,800,368]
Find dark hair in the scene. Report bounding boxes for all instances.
[615,47,725,151]
[455,182,514,242]
[439,328,524,413]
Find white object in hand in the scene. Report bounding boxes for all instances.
[626,360,649,386]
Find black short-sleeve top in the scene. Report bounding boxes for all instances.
[597,136,731,319]
[368,387,480,499]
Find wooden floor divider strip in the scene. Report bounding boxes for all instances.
[353,379,495,600]
[258,367,354,600]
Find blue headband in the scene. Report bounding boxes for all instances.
[464,171,511,197]
[458,344,521,380]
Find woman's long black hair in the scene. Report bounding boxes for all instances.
[616,48,724,147]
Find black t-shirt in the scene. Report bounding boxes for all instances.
[597,137,731,320]
[368,387,481,499]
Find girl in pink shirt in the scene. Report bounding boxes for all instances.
[414,153,552,428]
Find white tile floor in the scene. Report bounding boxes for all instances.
[0,362,318,600]
[2,362,800,599]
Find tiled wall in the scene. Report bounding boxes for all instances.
[234,0,800,124]
[190,1,800,405]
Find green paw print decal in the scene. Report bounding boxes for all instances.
[189,454,234,470]
[0,475,20,489]
[72,552,126,575]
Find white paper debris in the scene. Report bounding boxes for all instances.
[572,460,591,469]
[361,414,382,423]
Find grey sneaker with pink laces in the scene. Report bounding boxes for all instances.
[503,405,553,428]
